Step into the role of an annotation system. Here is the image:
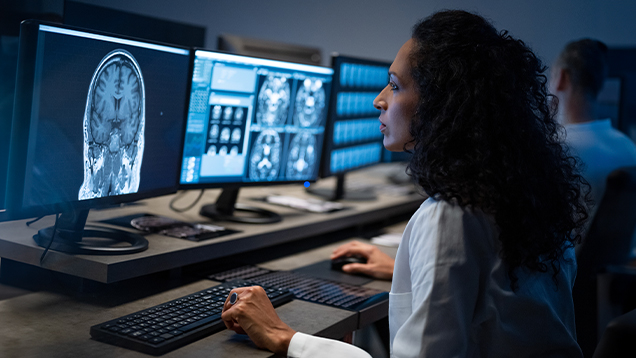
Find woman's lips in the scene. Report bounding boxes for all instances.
[380,123,386,132]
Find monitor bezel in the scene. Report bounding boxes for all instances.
[317,54,392,179]
[5,20,193,220]
[177,48,334,190]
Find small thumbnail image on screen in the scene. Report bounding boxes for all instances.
[285,131,319,180]
[207,104,248,156]
[247,129,283,181]
[293,78,327,128]
[255,73,292,126]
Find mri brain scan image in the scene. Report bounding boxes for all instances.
[209,124,220,139]
[79,49,145,200]
[220,127,231,143]
[256,75,290,126]
[212,105,222,120]
[219,146,228,155]
[231,128,242,143]
[249,129,281,181]
[234,107,244,121]
[223,106,233,121]
[207,145,217,155]
[294,78,325,127]
[286,131,316,179]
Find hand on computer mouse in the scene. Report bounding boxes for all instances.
[331,255,367,272]
[330,241,394,280]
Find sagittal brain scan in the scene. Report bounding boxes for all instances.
[286,131,317,179]
[294,78,325,127]
[256,75,290,126]
[79,49,145,200]
[249,129,281,180]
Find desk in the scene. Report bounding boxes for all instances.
[0,164,423,283]
[0,164,419,357]
[0,237,398,358]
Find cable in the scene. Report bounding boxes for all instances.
[25,215,45,227]
[169,189,205,213]
[39,213,60,265]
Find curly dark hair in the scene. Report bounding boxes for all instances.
[407,10,590,288]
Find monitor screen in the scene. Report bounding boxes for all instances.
[180,50,333,187]
[320,55,390,178]
[6,21,191,220]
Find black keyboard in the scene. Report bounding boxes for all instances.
[210,266,387,311]
[90,281,293,356]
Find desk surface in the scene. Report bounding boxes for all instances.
[0,237,398,358]
[0,164,423,283]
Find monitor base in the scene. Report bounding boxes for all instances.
[34,226,148,255]
[199,203,282,224]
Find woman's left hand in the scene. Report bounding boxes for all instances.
[221,286,296,355]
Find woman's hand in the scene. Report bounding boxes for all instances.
[221,286,296,355]
[331,241,395,280]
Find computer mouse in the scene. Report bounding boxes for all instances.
[331,255,367,272]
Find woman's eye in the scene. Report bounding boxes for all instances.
[389,81,398,90]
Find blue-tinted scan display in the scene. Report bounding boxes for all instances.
[181,51,333,185]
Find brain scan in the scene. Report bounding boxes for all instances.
[209,124,219,139]
[223,106,233,121]
[220,127,231,143]
[256,75,290,126]
[230,146,239,155]
[231,128,242,143]
[234,107,244,121]
[212,105,222,120]
[286,131,316,179]
[249,129,281,181]
[294,78,325,127]
[219,146,228,155]
[207,145,217,155]
[79,49,145,200]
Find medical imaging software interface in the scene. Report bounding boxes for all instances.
[325,57,390,175]
[181,51,333,185]
[19,25,190,209]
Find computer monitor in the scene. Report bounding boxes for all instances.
[308,54,391,201]
[5,21,191,254]
[180,49,333,223]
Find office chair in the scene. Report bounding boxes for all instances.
[574,166,636,357]
[592,307,636,358]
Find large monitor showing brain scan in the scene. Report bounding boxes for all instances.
[308,55,391,201]
[6,21,190,253]
[180,50,333,223]
[181,50,332,186]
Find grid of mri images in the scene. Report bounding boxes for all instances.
[181,52,332,184]
[326,58,390,175]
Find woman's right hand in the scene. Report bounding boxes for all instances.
[331,241,395,280]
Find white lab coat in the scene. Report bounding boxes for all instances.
[288,198,582,358]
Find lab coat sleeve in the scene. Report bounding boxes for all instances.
[287,332,372,358]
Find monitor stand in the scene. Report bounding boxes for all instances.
[306,173,377,201]
[199,188,282,224]
[33,209,148,255]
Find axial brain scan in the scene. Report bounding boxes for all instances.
[286,131,316,179]
[249,129,281,181]
[79,49,145,200]
[256,75,290,126]
[294,78,325,127]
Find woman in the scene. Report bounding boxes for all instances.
[221,10,588,357]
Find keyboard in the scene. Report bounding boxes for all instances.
[209,266,388,311]
[90,280,293,356]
